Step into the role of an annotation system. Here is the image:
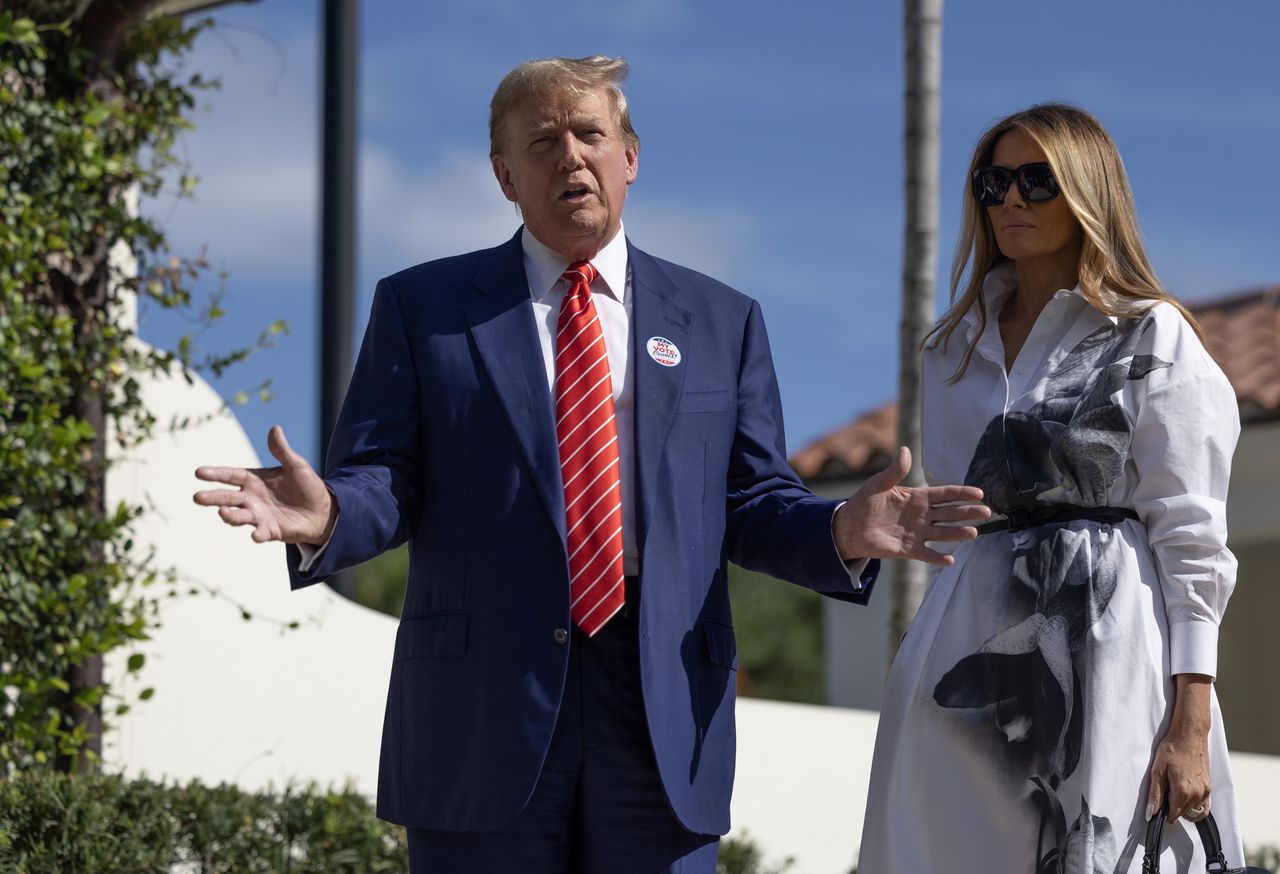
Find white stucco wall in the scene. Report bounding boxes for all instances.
[103,366,1280,873]
[103,368,393,794]
[1223,420,1280,547]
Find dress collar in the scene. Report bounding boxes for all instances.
[962,260,1132,344]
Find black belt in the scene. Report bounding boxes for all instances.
[976,504,1138,535]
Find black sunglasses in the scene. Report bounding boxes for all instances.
[971,162,1060,206]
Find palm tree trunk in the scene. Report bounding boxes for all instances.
[888,0,943,667]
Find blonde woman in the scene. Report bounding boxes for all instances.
[859,104,1244,872]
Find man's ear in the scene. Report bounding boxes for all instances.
[624,143,639,187]
[492,156,519,204]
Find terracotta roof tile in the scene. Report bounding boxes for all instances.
[790,285,1280,481]
[790,401,899,480]
[1194,286,1280,421]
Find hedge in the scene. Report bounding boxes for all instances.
[0,772,407,873]
[0,772,805,873]
[5,771,1274,872]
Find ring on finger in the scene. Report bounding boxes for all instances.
[1186,805,1207,821]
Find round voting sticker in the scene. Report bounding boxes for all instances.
[646,336,682,367]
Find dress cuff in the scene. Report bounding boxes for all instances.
[1169,620,1219,679]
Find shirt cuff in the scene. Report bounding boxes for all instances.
[831,501,869,591]
[1169,620,1219,679]
[296,509,339,574]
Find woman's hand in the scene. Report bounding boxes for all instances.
[1145,673,1213,823]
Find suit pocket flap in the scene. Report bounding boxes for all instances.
[394,612,468,661]
[677,390,733,413]
[703,621,737,670]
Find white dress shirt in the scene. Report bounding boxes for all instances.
[522,225,639,576]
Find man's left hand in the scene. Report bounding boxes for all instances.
[832,446,990,566]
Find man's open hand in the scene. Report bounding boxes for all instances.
[833,446,990,566]
[193,425,336,546]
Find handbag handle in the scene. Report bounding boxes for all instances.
[1142,799,1271,873]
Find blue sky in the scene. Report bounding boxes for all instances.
[144,0,1280,469]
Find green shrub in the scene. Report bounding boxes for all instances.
[0,773,830,873]
[727,566,825,704]
[717,830,794,874]
[0,771,407,873]
[1249,844,1280,870]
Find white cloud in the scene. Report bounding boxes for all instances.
[357,148,514,268]
[148,24,319,286]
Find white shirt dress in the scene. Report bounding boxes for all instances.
[859,264,1245,873]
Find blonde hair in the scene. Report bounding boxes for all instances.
[489,55,640,158]
[928,103,1202,380]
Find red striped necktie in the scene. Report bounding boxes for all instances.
[555,261,626,637]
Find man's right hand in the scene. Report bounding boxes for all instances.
[832,446,990,565]
[193,425,337,546]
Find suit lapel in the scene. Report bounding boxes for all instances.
[629,241,693,552]
[464,230,566,541]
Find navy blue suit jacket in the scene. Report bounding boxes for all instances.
[288,229,877,835]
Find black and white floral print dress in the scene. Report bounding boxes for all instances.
[859,264,1244,873]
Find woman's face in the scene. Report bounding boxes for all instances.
[985,129,1082,266]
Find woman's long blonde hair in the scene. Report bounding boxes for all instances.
[928,103,1201,380]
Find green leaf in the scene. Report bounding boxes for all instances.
[83,106,110,127]
[67,573,88,597]
[74,687,105,708]
[0,12,286,771]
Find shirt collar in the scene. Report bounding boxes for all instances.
[961,261,1017,344]
[522,224,629,305]
[962,260,1127,343]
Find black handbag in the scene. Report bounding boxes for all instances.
[1142,800,1272,873]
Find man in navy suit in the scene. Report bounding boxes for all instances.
[195,55,988,873]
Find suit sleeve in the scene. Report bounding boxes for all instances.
[724,300,877,602]
[287,278,424,589]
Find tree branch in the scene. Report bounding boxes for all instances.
[75,0,164,71]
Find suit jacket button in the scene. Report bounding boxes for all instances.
[554,628,569,645]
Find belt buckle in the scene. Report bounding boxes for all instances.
[1006,507,1031,532]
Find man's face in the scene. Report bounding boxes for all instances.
[492,86,638,263]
